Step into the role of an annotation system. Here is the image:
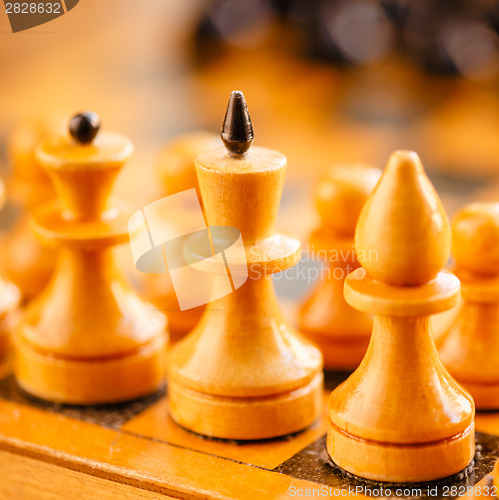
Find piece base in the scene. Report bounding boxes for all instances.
[323,449,475,488]
[14,334,166,404]
[327,421,475,483]
[168,372,324,440]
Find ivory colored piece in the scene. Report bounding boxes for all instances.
[327,150,475,482]
[439,202,499,409]
[2,114,63,300]
[299,164,381,370]
[143,132,219,342]
[14,112,168,404]
[167,91,324,440]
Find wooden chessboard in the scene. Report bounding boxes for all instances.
[0,371,498,500]
[3,4,499,497]
[0,137,497,500]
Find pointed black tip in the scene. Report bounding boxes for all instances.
[69,111,101,145]
[221,91,254,156]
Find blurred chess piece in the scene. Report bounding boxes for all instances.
[14,112,167,403]
[439,202,499,409]
[299,163,381,370]
[0,177,21,379]
[142,132,219,342]
[2,113,63,300]
[155,132,219,200]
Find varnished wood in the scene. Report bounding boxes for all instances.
[124,394,328,470]
[327,150,475,482]
[143,131,219,342]
[299,164,381,370]
[13,113,168,404]
[439,202,499,409]
[0,450,177,500]
[167,92,324,439]
[0,398,329,500]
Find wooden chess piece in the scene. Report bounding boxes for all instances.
[167,91,324,439]
[155,132,219,200]
[327,150,475,482]
[439,202,499,409]
[0,178,21,379]
[142,132,219,342]
[299,164,381,370]
[2,114,62,300]
[14,112,168,404]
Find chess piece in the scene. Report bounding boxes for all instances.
[299,164,381,370]
[439,202,499,409]
[143,132,219,341]
[155,132,219,200]
[2,114,62,300]
[327,150,475,482]
[14,112,168,404]
[0,177,21,379]
[167,91,324,439]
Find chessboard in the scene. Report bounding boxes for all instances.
[0,370,497,500]
[0,120,497,500]
[3,4,499,497]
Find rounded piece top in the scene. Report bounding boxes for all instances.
[69,112,101,145]
[316,163,381,236]
[355,150,451,286]
[452,202,499,276]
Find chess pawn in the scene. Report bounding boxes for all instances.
[299,164,381,370]
[14,112,167,404]
[167,91,324,439]
[2,114,63,300]
[439,202,499,409]
[327,150,474,482]
[142,132,219,341]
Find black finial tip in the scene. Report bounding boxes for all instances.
[69,112,101,145]
[221,90,254,156]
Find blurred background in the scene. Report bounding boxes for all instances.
[2,0,499,277]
